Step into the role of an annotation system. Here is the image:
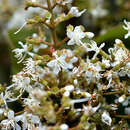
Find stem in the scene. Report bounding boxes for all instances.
[103,91,130,96]
[40,39,52,46]
[115,115,130,119]
[15,110,25,116]
[99,50,111,61]
[51,1,57,9]
[25,2,48,10]
[3,0,9,12]
[47,0,58,47]
[57,37,69,47]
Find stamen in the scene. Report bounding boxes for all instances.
[14,22,27,35]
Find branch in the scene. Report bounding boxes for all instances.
[103,91,130,96]
[57,37,69,47]
[25,2,48,10]
[115,115,130,119]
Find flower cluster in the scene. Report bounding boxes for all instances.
[0,0,130,130]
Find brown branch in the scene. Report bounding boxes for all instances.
[40,39,52,46]
[47,0,58,47]
[103,91,130,96]
[115,115,130,119]
[51,1,57,9]
[25,3,48,10]
[57,37,69,47]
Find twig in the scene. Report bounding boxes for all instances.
[115,115,130,119]
[57,37,69,47]
[47,0,58,47]
[25,3,48,10]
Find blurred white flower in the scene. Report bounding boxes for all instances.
[64,91,70,97]
[23,97,40,108]
[60,123,69,130]
[86,32,95,39]
[102,58,110,68]
[15,113,41,130]
[1,110,22,130]
[47,51,75,75]
[90,0,108,18]
[123,20,130,39]
[57,0,72,5]
[12,41,34,63]
[8,8,46,30]
[125,107,130,114]
[32,0,37,2]
[32,33,48,52]
[83,104,100,116]
[118,62,130,78]
[91,5,108,18]
[118,95,126,103]
[69,7,86,17]
[122,96,130,106]
[65,85,74,92]
[101,111,112,126]
[67,26,85,46]
[33,44,48,52]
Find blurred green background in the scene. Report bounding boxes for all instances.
[0,0,130,84]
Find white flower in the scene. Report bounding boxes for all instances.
[67,26,85,46]
[33,44,48,52]
[86,32,95,39]
[69,7,86,17]
[32,33,48,52]
[32,0,37,2]
[101,111,112,126]
[1,110,22,130]
[122,96,130,106]
[108,43,128,67]
[118,62,130,77]
[102,58,110,68]
[23,98,40,108]
[72,67,83,77]
[24,58,44,81]
[125,107,130,114]
[73,79,78,85]
[115,39,122,44]
[91,5,108,18]
[83,104,100,116]
[118,95,126,103]
[47,51,74,75]
[12,41,34,63]
[123,19,130,39]
[60,123,69,130]
[15,113,41,130]
[85,58,102,84]
[65,85,74,92]
[64,91,70,97]
[12,72,31,92]
[86,40,105,59]
[6,72,32,101]
[106,71,118,89]
[57,0,72,5]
